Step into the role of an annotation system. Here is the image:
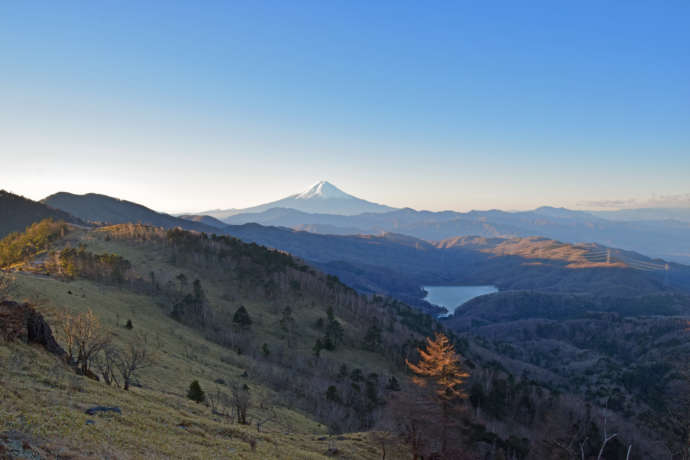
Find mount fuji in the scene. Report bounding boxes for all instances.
[203,181,397,219]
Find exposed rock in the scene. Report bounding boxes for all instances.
[85,406,122,416]
[0,301,66,358]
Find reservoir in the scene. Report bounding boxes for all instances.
[423,285,498,318]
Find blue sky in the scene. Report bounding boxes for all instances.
[1,1,688,212]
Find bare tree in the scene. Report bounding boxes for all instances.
[256,406,277,433]
[388,388,435,460]
[367,429,398,460]
[116,333,154,390]
[94,343,120,386]
[231,382,251,425]
[596,403,617,460]
[58,310,77,363]
[59,309,110,375]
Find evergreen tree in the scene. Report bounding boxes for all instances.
[233,305,252,329]
[363,323,382,351]
[313,338,323,357]
[326,385,341,403]
[187,380,205,403]
[280,306,295,331]
[192,279,205,302]
[323,335,335,351]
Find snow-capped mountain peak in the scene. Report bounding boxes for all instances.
[296,181,353,200]
[203,180,397,218]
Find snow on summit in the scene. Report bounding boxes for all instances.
[205,180,397,219]
[296,181,354,200]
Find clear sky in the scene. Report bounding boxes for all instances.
[1,1,688,213]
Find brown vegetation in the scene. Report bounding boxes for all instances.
[406,333,470,458]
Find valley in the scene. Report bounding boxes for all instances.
[423,285,498,318]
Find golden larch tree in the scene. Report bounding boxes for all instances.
[406,332,469,457]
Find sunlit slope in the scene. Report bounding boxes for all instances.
[2,272,399,459]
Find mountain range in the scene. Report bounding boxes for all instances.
[1,188,678,315]
[186,182,690,264]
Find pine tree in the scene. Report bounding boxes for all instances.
[187,380,205,403]
[326,385,341,403]
[406,333,469,455]
[233,305,252,329]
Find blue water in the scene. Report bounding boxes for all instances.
[424,285,498,318]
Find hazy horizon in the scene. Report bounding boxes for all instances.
[2,2,688,213]
[4,181,690,216]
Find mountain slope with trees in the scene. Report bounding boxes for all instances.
[1,219,686,459]
[42,192,218,233]
[0,190,84,238]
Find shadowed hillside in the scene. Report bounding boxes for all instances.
[0,190,84,238]
[42,192,218,234]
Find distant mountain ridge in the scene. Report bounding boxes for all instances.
[176,214,228,229]
[592,207,690,223]
[201,181,397,218]
[4,189,685,311]
[0,190,85,238]
[219,204,690,264]
[42,192,219,234]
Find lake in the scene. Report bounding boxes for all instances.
[423,285,498,318]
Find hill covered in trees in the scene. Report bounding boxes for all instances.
[0,190,84,238]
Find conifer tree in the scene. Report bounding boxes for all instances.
[406,333,469,456]
[187,380,205,403]
[233,305,252,329]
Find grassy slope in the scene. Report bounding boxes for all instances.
[0,230,407,459]
[79,229,397,374]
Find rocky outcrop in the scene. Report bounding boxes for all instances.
[0,301,66,357]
